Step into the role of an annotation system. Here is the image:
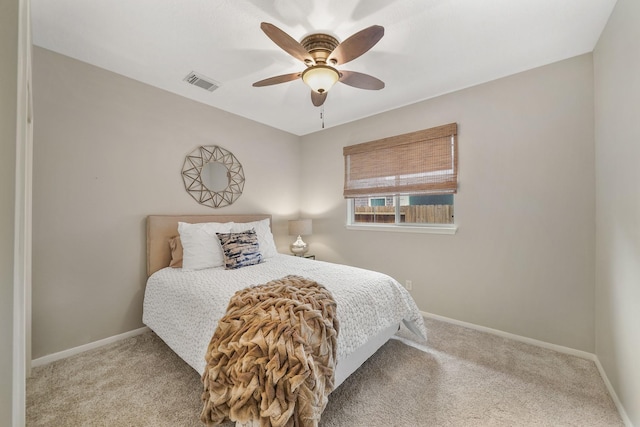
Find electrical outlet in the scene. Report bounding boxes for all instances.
[405,280,412,290]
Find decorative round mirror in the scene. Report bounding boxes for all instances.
[182,145,245,208]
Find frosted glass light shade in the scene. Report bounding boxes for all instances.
[302,66,339,94]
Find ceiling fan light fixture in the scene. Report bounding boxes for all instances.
[254,23,385,106]
[302,65,340,94]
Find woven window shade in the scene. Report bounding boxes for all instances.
[343,123,458,198]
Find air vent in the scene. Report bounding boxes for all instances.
[183,72,220,92]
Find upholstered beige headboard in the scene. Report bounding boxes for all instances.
[146,214,272,277]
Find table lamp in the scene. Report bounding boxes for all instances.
[288,219,312,256]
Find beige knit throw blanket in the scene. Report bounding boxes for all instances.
[201,275,339,427]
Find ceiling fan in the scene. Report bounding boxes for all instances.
[252,22,385,107]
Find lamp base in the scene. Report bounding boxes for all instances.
[290,235,308,256]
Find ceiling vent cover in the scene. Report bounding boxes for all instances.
[184,72,220,92]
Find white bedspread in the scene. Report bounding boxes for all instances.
[143,254,426,375]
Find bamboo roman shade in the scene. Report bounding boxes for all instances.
[343,123,458,198]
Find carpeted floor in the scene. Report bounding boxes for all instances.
[26,318,623,426]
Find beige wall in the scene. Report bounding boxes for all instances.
[594,0,640,424]
[301,54,596,352]
[31,47,301,358]
[0,0,18,424]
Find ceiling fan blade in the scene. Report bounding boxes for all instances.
[252,72,301,87]
[339,70,385,90]
[311,91,327,107]
[328,25,384,66]
[260,22,315,65]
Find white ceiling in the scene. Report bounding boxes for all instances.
[31,0,617,136]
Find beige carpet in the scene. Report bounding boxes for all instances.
[27,318,623,426]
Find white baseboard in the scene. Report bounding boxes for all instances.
[593,357,634,427]
[422,311,595,359]
[31,326,150,368]
[422,311,633,427]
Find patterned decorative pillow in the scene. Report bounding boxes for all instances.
[217,229,263,270]
[231,219,278,259]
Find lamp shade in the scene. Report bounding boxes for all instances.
[288,219,312,236]
[302,65,339,94]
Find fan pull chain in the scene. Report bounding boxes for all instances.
[321,105,325,129]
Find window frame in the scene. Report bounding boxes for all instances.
[343,123,459,235]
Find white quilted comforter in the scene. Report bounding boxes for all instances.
[143,254,426,375]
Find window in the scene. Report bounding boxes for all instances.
[343,123,458,229]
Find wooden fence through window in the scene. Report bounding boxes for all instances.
[354,205,453,224]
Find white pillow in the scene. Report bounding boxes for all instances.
[231,219,278,258]
[178,221,233,270]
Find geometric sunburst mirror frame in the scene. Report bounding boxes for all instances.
[181,145,245,208]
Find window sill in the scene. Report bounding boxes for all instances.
[345,223,457,235]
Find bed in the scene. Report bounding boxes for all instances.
[142,214,427,426]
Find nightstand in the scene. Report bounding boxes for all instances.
[291,254,315,260]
